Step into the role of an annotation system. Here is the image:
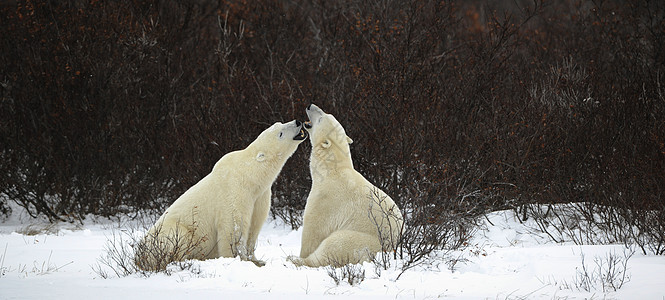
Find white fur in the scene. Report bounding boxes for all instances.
[292,104,403,267]
[140,121,305,268]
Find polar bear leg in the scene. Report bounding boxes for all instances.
[222,206,269,267]
[215,209,250,260]
[246,189,270,266]
[247,189,270,256]
[301,230,382,267]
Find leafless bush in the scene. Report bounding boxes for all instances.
[325,260,366,286]
[133,222,209,273]
[396,208,475,279]
[573,249,633,293]
[517,203,618,245]
[0,197,9,221]
[518,202,665,255]
[630,209,665,255]
[16,223,61,236]
[370,181,476,279]
[93,217,206,278]
[1,243,8,278]
[367,188,403,270]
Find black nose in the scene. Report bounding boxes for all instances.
[295,120,302,127]
[307,104,312,110]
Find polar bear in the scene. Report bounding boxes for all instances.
[136,120,308,270]
[289,104,403,267]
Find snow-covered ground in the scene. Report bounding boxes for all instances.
[1,206,664,299]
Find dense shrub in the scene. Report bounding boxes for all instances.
[0,0,311,221]
[1,0,663,255]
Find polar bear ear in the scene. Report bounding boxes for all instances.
[346,136,353,144]
[256,152,266,162]
[321,140,331,148]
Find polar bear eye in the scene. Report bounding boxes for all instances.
[279,132,284,139]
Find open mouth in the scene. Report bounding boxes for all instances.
[293,127,309,140]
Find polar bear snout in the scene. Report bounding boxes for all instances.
[306,103,322,115]
[305,104,324,130]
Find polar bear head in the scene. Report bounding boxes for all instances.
[304,104,354,176]
[250,120,308,163]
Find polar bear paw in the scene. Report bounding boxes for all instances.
[250,257,266,267]
[286,255,305,267]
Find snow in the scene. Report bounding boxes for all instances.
[1,207,664,299]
